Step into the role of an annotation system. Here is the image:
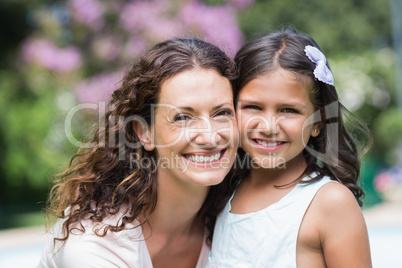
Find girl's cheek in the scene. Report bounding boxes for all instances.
[237,115,249,133]
[239,120,257,138]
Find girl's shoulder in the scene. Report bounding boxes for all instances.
[307,179,364,232]
[301,176,371,267]
[314,180,358,210]
[302,177,365,238]
[301,174,362,226]
[299,178,371,267]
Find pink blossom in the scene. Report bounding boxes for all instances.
[179,1,244,57]
[374,173,393,193]
[145,18,184,41]
[22,38,82,73]
[68,0,105,31]
[228,0,255,9]
[119,0,244,56]
[74,72,123,104]
[92,36,120,61]
[119,0,169,34]
[123,37,147,58]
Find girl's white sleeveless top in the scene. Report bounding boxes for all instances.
[209,174,335,268]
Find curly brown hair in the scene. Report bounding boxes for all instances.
[230,28,372,207]
[46,38,237,244]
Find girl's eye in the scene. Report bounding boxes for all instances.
[282,108,298,113]
[215,109,234,117]
[243,105,261,110]
[173,113,192,122]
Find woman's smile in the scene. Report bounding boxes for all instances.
[152,68,238,186]
[183,148,227,166]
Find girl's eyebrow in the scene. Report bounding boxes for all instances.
[238,100,307,110]
[282,103,306,109]
[237,99,260,105]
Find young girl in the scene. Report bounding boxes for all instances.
[209,29,372,267]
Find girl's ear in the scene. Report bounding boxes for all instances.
[311,122,322,137]
[133,121,155,151]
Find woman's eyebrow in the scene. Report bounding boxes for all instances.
[177,102,233,112]
[176,106,194,111]
[213,102,233,110]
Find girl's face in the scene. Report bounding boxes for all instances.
[237,68,320,170]
[149,68,238,188]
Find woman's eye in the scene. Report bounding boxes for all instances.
[173,114,192,122]
[215,109,234,117]
[243,105,261,110]
[282,108,298,113]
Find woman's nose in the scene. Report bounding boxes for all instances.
[194,130,222,147]
[188,116,223,147]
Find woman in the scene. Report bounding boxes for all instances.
[39,38,238,268]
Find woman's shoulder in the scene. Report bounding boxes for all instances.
[40,213,147,267]
[63,210,145,246]
[56,225,144,267]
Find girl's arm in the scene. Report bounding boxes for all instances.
[318,182,372,268]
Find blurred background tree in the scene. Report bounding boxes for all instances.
[0,0,397,229]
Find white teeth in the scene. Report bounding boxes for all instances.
[186,152,221,163]
[256,140,280,147]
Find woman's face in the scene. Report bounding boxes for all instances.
[149,68,238,188]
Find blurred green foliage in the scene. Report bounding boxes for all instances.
[373,108,402,164]
[0,0,70,228]
[238,0,391,54]
[0,0,397,228]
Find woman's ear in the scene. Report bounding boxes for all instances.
[133,121,155,151]
[311,122,322,137]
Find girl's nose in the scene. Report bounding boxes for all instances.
[256,115,280,135]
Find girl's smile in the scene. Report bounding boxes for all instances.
[237,67,320,170]
[252,139,286,152]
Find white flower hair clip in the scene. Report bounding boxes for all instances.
[304,45,334,86]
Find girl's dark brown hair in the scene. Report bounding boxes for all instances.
[46,38,236,244]
[230,28,372,206]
